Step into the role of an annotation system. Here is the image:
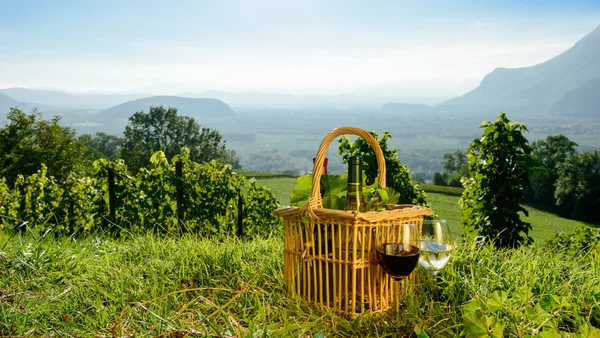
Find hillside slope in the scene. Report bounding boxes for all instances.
[438,24,600,117]
[100,96,236,120]
[0,88,147,109]
[0,93,26,116]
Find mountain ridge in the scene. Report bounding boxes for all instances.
[0,88,148,109]
[100,96,236,120]
[0,93,26,116]
[438,24,600,117]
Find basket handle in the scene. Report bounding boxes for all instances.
[301,126,386,218]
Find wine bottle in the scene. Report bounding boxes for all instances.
[313,157,329,199]
[345,156,363,211]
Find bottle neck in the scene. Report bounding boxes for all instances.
[347,156,362,185]
[346,156,363,211]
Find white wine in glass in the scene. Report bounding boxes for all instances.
[418,220,452,275]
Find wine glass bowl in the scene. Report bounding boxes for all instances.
[418,220,453,275]
[376,223,420,279]
[375,223,420,310]
[376,242,420,280]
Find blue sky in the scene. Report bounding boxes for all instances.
[1,0,599,97]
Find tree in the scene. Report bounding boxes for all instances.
[460,112,533,248]
[432,172,446,186]
[554,151,600,222]
[529,135,578,206]
[442,150,469,187]
[120,106,235,172]
[412,171,426,184]
[79,132,124,161]
[0,108,85,185]
[338,131,427,205]
[442,150,467,174]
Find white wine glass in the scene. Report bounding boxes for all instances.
[418,220,453,275]
[376,223,420,310]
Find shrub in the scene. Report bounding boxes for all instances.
[460,113,534,248]
[0,150,281,237]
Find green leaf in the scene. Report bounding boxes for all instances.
[539,329,562,338]
[514,285,532,303]
[321,174,348,209]
[290,175,314,207]
[463,310,489,336]
[376,188,388,202]
[414,325,430,338]
[464,300,482,313]
[488,316,504,338]
[578,324,600,338]
[485,291,507,313]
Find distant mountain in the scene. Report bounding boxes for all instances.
[100,96,236,120]
[184,90,442,109]
[0,88,148,109]
[380,103,432,114]
[439,24,600,117]
[0,93,26,115]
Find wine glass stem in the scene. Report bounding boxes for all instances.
[394,279,401,312]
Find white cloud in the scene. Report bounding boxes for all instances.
[472,21,485,28]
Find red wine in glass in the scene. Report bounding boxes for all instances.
[377,243,421,280]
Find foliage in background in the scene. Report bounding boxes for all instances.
[176,150,244,235]
[547,226,600,256]
[529,134,578,206]
[242,179,282,237]
[120,106,239,173]
[432,171,447,186]
[0,149,280,237]
[337,131,427,205]
[421,184,463,197]
[0,108,86,186]
[240,148,300,175]
[79,132,124,161]
[460,112,534,248]
[555,151,600,223]
[441,150,469,187]
[431,150,469,187]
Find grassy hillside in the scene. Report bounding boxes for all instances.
[425,191,595,242]
[255,176,595,243]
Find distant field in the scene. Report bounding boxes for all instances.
[253,177,297,205]
[236,169,296,178]
[257,177,594,243]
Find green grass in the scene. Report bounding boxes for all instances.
[421,184,463,196]
[425,191,463,238]
[0,230,598,336]
[254,177,297,206]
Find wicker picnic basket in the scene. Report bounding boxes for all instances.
[274,126,433,317]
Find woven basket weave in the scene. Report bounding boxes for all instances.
[274,126,432,317]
